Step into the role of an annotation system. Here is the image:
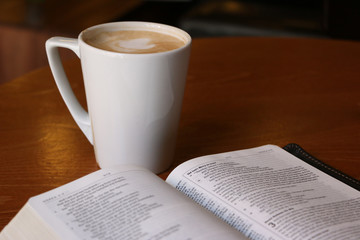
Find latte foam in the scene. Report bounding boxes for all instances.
[84,30,185,54]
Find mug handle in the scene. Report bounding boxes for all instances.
[46,37,93,144]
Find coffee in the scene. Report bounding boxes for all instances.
[84,30,185,54]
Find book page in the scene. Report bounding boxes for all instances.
[166,145,360,240]
[28,165,246,240]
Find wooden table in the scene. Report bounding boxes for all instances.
[1,37,360,230]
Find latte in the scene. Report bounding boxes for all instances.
[84,30,185,54]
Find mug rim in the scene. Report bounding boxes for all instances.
[79,21,192,56]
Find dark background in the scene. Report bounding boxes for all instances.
[0,0,359,83]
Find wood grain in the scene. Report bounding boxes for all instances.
[0,25,76,84]
[1,37,360,230]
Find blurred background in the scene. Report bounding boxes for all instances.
[1,0,359,83]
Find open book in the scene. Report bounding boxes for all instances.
[1,144,359,240]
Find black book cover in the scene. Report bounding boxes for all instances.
[283,143,360,191]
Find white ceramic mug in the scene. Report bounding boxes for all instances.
[46,22,191,173]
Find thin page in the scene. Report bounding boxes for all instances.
[166,145,360,240]
[28,165,246,240]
